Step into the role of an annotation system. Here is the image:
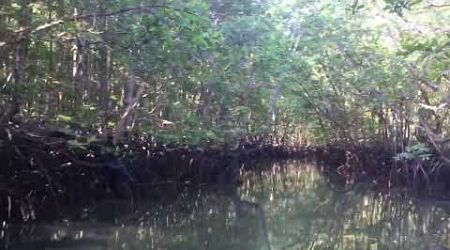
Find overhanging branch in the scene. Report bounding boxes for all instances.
[14,4,201,35]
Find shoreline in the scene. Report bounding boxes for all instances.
[1,122,449,222]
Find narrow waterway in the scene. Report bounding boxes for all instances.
[2,160,450,250]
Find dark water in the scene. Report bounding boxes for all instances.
[2,161,450,250]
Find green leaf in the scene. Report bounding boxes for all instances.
[57,115,73,122]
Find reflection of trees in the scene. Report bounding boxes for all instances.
[4,160,450,250]
[232,187,271,250]
[240,161,450,250]
[3,188,271,250]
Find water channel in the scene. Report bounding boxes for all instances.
[2,160,450,249]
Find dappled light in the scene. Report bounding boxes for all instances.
[1,0,450,248]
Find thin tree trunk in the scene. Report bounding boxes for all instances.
[0,0,31,123]
[98,9,110,134]
[197,84,211,125]
[113,59,146,145]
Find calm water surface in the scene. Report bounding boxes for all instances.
[2,161,450,250]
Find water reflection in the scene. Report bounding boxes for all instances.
[2,161,450,249]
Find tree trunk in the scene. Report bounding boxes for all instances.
[0,0,31,123]
[98,9,110,134]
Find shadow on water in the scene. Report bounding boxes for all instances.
[2,160,450,250]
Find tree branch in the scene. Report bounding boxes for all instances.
[424,3,450,9]
[15,4,200,35]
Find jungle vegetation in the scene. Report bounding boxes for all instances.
[0,0,449,156]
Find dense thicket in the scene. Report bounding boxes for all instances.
[0,0,449,156]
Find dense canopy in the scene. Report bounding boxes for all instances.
[1,0,449,152]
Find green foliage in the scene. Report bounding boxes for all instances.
[383,0,423,16]
[395,143,433,161]
[1,0,449,147]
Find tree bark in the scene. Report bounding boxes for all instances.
[98,8,110,133]
[0,0,31,123]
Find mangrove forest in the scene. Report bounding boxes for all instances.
[0,0,450,249]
